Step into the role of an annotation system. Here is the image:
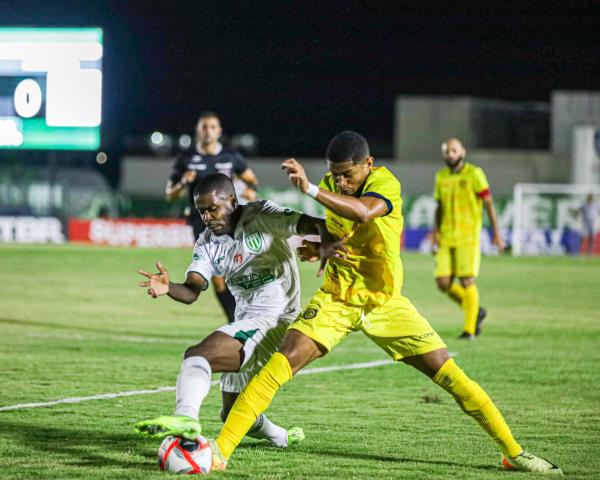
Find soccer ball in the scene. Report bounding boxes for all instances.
[158,435,212,474]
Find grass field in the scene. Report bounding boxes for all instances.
[0,244,599,479]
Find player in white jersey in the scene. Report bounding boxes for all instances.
[134,173,333,448]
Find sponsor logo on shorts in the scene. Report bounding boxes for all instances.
[417,331,435,340]
[302,308,318,319]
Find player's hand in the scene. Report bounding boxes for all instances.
[297,240,321,262]
[138,261,170,298]
[493,234,506,252]
[318,233,349,277]
[431,231,439,255]
[281,158,309,193]
[182,170,197,185]
[241,188,257,201]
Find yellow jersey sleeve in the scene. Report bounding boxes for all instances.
[433,172,441,200]
[472,167,490,197]
[361,169,400,216]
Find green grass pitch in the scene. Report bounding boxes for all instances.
[0,244,599,479]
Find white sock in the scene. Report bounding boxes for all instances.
[174,356,212,419]
[247,414,288,447]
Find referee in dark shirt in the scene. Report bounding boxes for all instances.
[166,112,259,323]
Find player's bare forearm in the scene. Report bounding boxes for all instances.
[483,197,500,237]
[239,168,259,188]
[167,282,202,305]
[433,202,442,235]
[165,181,185,202]
[483,196,505,250]
[314,190,386,223]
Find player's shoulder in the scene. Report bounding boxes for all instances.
[194,230,212,249]
[435,166,450,178]
[465,162,485,175]
[219,148,245,160]
[365,166,400,191]
[244,199,286,216]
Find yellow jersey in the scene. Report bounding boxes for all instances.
[434,162,490,247]
[319,166,403,307]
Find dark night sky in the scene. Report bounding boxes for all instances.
[5,0,600,155]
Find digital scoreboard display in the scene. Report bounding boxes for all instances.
[0,28,102,150]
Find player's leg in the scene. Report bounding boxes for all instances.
[134,331,244,439]
[221,384,304,447]
[212,275,236,324]
[403,349,562,475]
[457,244,485,338]
[214,292,358,465]
[363,297,562,475]
[435,246,465,306]
[214,330,323,464]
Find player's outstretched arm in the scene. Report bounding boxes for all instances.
[296,214,348,275]
[281,158,387,223]
[138,261,207,304]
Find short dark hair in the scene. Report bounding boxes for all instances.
[193,173,235,198]
[326,131,370,164]
[196,111,220,124]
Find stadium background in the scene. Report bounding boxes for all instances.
[1,2,600,479]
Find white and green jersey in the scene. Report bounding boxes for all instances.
[185,200,303,321]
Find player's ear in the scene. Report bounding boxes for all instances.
[231,194,238,208]
[366,156,374,168]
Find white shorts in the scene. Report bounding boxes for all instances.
[217,313,296,393]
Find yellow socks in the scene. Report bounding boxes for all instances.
[216,352,292,459]
[447,283,465,306]
[462,284,479,335]
[433,359,522,458]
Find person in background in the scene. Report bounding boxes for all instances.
[432,138,504,339]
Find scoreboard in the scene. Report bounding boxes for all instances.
[0,27,102,150]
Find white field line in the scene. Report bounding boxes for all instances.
[24,331,192,345]
[0,353,457,413]
[0,360,394,413]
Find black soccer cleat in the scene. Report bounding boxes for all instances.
[458,332,476,340]
[475,307,487,336]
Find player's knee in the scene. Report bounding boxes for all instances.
[459,277,475,288]
[436,277,451,292]
[183,344,205,359]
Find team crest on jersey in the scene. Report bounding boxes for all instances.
[245,232,263,253]
[303,308,318,319]
[459,179,467,188]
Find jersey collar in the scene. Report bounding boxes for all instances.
[196,142,223,156]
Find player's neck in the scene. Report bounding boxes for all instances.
[197,141,223,155]
[225,207,244,238]
[449,160,465,174]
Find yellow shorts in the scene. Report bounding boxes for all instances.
[434,244,481,278]
[289,289,446,361]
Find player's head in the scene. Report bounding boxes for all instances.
[441,138,466,168]
[325,131,374,195]
[193,173,238,235]
[196,112,222,147]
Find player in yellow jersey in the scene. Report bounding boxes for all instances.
[206,132,562,475]
[432,138,505,339]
